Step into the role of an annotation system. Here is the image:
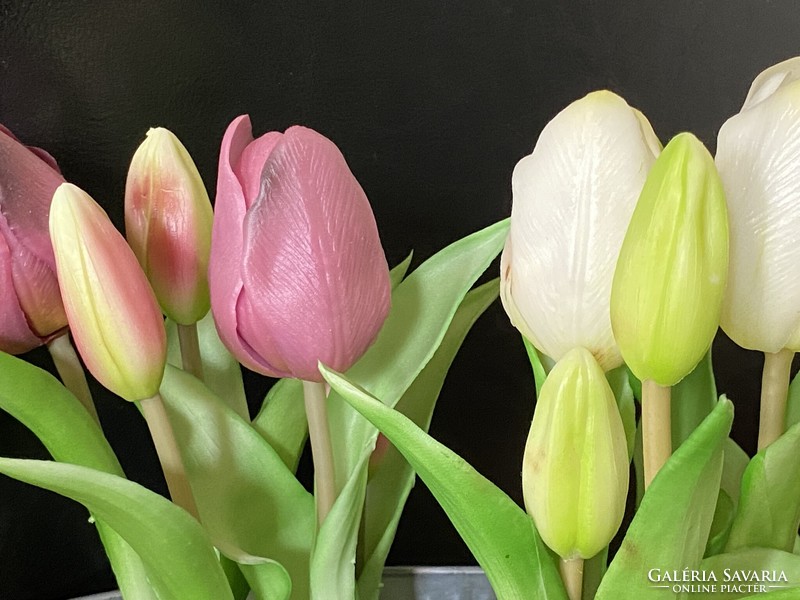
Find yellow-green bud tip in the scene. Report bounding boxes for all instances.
[522,346,629,559]
[610,132,729,386]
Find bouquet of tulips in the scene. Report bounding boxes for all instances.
[4,55,800,600]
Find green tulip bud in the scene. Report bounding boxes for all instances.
[610,133,728,386]
[522,346,629,560]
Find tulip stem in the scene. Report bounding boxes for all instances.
[140,393,199,520]
[559,557,584,600]
[47,334,100,425]
[303,380,337,527]
[177,323,204,381]
[642,379,671,489]
[758,348,795,451]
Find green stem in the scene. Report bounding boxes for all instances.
[141,392,199,519]
[47,333,100,425]
[303,380,337,527]
[177,323,204,381]
[758,348,794,451]
[559,557,584,600]
[642,379,671,489]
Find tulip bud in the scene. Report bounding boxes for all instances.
[717,57,800,352]
[209,116,391,382]
[611,133,728,386]
[522,346,629,559]
[49,183,166,401]
[500,90,660,372]
[0,125,69,353]
[125,127,213,325]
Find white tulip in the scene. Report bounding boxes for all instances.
[717,57,800,352]
[500,90,660,371]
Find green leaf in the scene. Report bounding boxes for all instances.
[582,548,608,600]
[522,336,548,396]
[596,397,734,600]
[725,421,800,553]
[671,350,717,450]
[160,366,315,599]
[240,559,292,600]
[0,458,232,600]
[700,547,800,599]
[252,378,307,473]
[0,351,156,600]
[357,280,500,600]
[706,490,735,557]
[389,251,414,290]
[316,219,509,597]
[607,365,636,459]
[166,311,249,420]
[786,369,800,430]
[321,364,567,600]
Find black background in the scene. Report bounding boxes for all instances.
[1,1,798,598]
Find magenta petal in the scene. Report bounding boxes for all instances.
[209,115,271,373]
[0,127,64,269]
[236,132,282,208]
[239,126,391,381]
[0,232,40,353]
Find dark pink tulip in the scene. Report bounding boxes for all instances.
[209,116,391,382]
[0,125,68,354]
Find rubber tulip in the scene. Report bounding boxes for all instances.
[125,127,213,325]
[209,116,391,382]
[500,91,660,371]
[0,125,68,353]
[49,183,166,401]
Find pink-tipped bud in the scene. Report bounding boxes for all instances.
[125,128,213,325]
[0,125,69,353]
[49,183,166,401]
[209,117,391,382]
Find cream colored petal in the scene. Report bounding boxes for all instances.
[717,79,800,352]
[742,56,800,110]
[505,90,659,370]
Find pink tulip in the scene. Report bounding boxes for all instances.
[209,116,391,382]
[49,183,167,401]
[0,125,68,354]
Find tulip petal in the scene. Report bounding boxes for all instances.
[236,132,282,208]
[502,91,658,370]
[0,232,40,353]
[50,184,166,400]
[717,79,800,352]
[209,116,274,374]
[238,126,391,381]
[0,127,64,268]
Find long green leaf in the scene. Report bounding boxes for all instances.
[252,378,307,473]
[321,364,567,600]
[166,311,249,421]
[0,458,232,600]
[596,397,733,599]
[0,351,156,599]
[357,280,499,600]
[725,421,800,553]
[315,219,509,598]
[700,548,800,599]
[671,351,717,449]
[160,366,315,599]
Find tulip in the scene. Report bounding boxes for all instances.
[125,127,213,325]
[500,90,660,372]
[523,346,628,599]
[0,125,68,353]
[716,56,800,449]
[611,133,728,387]
[209,116,391,383]
[717,57,800,353]
[49,183,166,402]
